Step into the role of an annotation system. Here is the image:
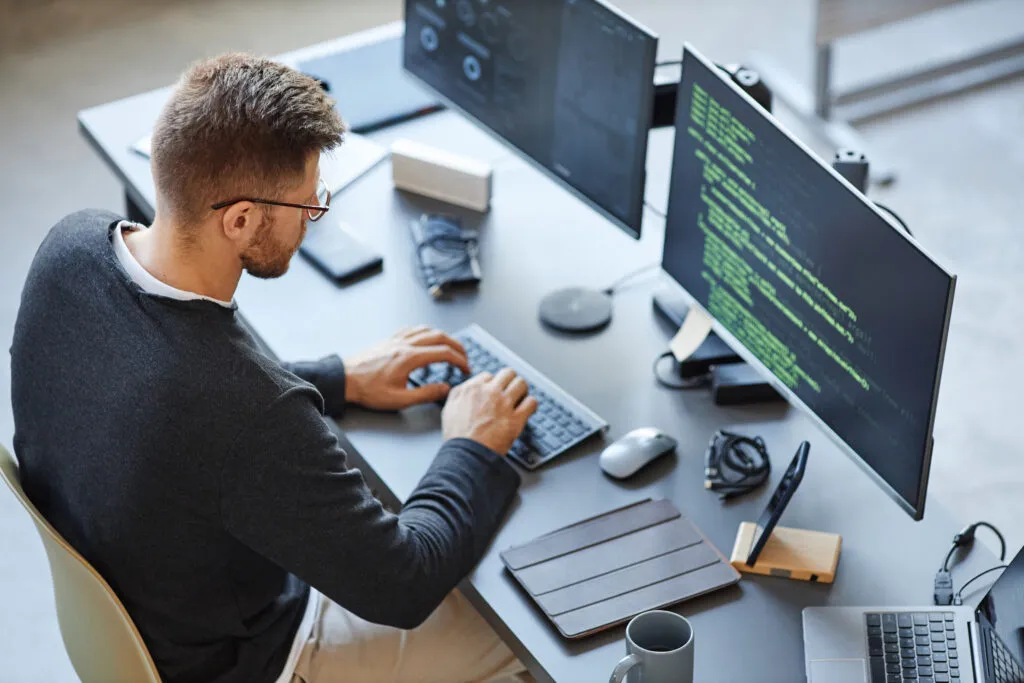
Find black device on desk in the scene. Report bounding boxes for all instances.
[408,324,608,470]
[745,441,808,566]
[403,0,658,333]
[499,499,740,639]
[660,44,956,521]
[299,222,383,283]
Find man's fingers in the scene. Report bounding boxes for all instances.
[404,382,451,406]
[454,371,490,391]
[407,329,467,357]
[467,371,492,385]
[514,396,539,419]
[490,368,517,390]
[403,345,470,373]
[505,376,529,404]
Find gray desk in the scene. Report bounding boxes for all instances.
[78,22,990,683]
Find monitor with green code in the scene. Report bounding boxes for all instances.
[662,44,956,520]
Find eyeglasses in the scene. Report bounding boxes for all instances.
[210,178,331,221]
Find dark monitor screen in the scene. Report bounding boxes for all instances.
[977,549,1024,675]
[403,0,657,238]
[661,45,956,519]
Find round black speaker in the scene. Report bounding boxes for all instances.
[538,287,613,333]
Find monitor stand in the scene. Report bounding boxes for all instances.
[651,286,743,376]
[538,287,613,333]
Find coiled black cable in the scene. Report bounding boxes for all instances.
[704,430,772,501]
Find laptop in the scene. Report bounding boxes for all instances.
[803,546,1024,683]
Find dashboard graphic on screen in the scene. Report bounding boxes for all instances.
[403,0,656,237]
[662,46,955,518]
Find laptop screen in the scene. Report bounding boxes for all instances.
[975,546,1024,674]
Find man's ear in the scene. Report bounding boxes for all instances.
[221,202,264,245]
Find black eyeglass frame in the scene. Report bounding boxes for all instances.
[210,178,331,221]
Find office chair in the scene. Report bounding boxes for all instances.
[0,444,162,683]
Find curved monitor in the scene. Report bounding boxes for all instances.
[662,45,956,520]
[402,0,657,238]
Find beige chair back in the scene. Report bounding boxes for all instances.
[0,445,161,683]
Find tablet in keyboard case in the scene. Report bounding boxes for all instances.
[500,498,741,639]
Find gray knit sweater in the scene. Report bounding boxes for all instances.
[10,209,520,683]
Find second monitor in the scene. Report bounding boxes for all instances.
[403,0,657,238]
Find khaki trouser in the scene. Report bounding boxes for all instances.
[291,590,531,683]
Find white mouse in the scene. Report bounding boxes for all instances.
[599,427,678,479]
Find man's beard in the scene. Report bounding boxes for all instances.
[240,213,307,279]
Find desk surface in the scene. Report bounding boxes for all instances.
[77,22,990,682]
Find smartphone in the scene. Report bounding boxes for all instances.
[299,222,383,284]
[746,441,810,567]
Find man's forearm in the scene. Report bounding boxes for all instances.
[380,437,521,626]
[222,389,521,630]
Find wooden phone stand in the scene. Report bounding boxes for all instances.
[729,522,842,583]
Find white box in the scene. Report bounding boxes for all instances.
[390,139,492,212]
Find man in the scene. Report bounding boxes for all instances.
[11,54,537,683]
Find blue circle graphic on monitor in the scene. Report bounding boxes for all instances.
[420,26,439,52]
[463,55,482,81]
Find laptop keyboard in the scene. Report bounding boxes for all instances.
[866,612,960,683]
[981,624,1024,683]
[407,324,607,470]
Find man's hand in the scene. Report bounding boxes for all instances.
[441,368,538,454]
[344,326,471,411]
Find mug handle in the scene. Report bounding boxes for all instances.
[609,653,641,683]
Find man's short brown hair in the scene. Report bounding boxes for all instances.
[151,53,345,226]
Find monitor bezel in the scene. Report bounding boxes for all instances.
[401,0,658,240]
[664,43,957,521]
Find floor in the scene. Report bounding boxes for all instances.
[1,0,1023,680]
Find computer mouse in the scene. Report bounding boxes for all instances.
[599,427,678,480]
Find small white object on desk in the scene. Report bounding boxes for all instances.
[390,138,492,212]
[599,428,678,480]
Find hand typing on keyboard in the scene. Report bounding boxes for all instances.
[407,325,608,469]
[442,368,539,455]
[342,325,472,411]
